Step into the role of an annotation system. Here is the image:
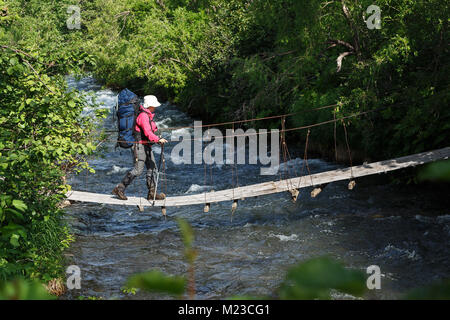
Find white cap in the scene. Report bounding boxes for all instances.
[143,95,161,108]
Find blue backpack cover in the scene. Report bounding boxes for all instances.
[116,88,140,148]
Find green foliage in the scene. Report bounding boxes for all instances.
[177,217,197,264]
[177,217,194,249]
[177,218,197,298]
[278,257,366,300]
[127,270,187,297]
[418,160,450,182]
[1,0,96,75]
[1,3,103,281]
[39,0,446,160]
[0,278,55,300]
[121,286,138,295]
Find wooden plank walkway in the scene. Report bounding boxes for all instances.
[66,147,450,207]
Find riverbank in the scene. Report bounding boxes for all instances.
[0,55,101,285]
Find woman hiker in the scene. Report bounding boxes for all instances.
[112,95,168,201]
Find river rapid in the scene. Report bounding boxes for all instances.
[63,76,450,300]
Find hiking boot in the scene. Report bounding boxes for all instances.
[147,188,166,201]
[112,185,128,200]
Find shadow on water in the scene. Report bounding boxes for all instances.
[62,77,450,300]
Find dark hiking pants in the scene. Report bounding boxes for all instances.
[119,143,157,191]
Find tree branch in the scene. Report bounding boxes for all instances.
[262,50,297,61]
[23,59,56,94]
[336,51,353,72]
[340,0,360,57]
[1,45,57,68]
[326,39,355,52]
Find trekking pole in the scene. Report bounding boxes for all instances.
[152,143,165,206]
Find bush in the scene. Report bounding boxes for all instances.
[0,43,103,281]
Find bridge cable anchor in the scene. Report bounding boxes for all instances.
[288,189,299,203]
[230,199,238,222]
[348,180,356,190]
[311,183,328,198]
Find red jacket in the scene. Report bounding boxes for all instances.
[135,105,160,144]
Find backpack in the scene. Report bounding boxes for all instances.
[116,88,140,149]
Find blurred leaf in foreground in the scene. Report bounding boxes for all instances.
[278,256,366,300]
[0,278,55,300]
[418,160,450,182]
[177,218,194,250]
[126,270,186,296]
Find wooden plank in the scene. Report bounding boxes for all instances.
[66,147,450,207]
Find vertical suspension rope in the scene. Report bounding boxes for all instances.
[230,123,241,220]
[230,123,235,201]
[342,121,353,178]
[334,109,338,162]
[341,120,356,190]
[302,129,313,187]
[203,128,208,208]
[210,164,213,188]
[204,158,207,206]
[161,144,167,196]
[139,169,143,211]
[278,122,283,183]
[234,123,240,189]
[280,116,293,191]
[296,132,307,189]
[281,116,286,181]
[137,146,142,212]
[205,154,213,213]
[160,144,167,218]
[284,140,298,178]
[296,129,309,189]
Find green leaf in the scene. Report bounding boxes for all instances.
[278,257,366,300]
[177,218,194,249]
[12,200,27,212]
[0,278,55,300]
[5,208,24,221]
[6,67,14,75]
[127,270,186,296]
[10,234,20,247]
[418,160,450,182]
